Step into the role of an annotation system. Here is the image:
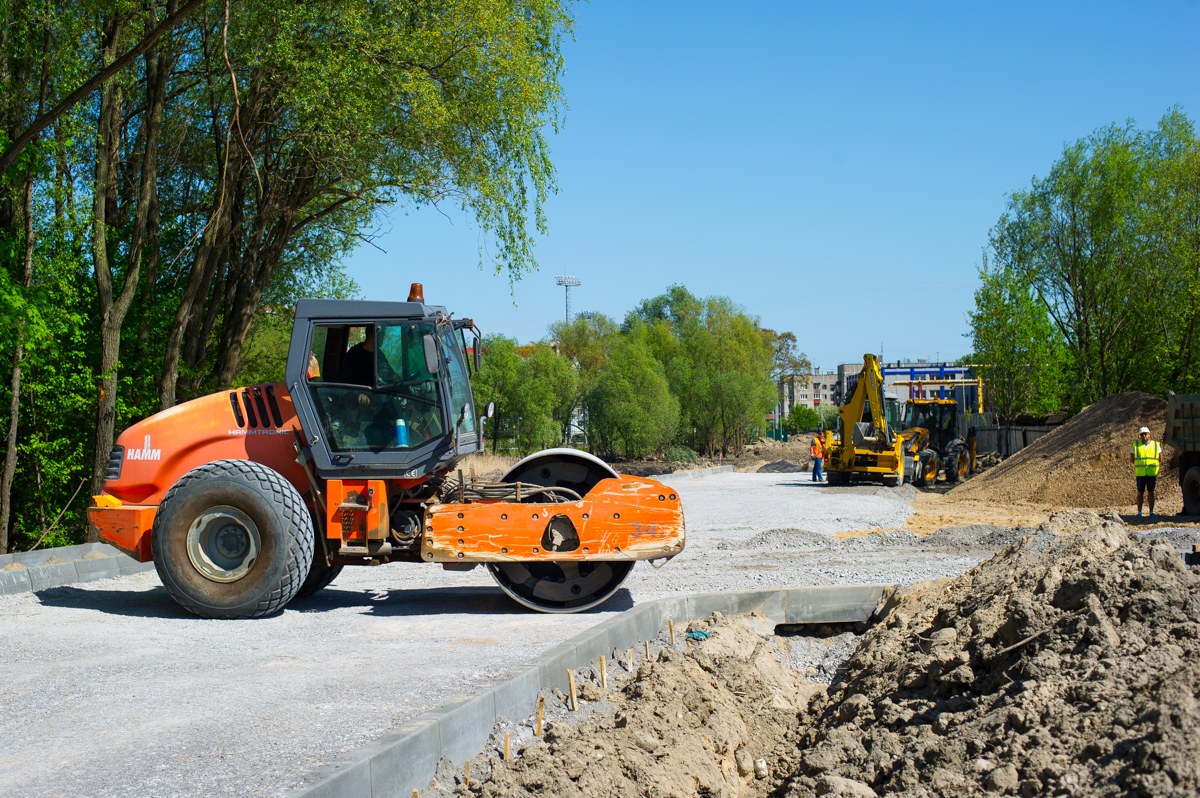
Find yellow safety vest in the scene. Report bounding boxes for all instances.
[1133,440,1161,477]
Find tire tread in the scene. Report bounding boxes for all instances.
[151,459,313,618]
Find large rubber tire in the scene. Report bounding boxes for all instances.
[295,562,344,599]
[151,459,313,618]
[1183,467,1200,516]
[914,449,938,488]
[943,445,969,484]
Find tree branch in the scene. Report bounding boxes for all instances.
[0,0,207,177]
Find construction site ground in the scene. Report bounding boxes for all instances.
[5,392,1200,798]
[3,472,1003,798]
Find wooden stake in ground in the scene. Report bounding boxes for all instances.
[536,696,545,737]
[504,732,511,762]
[628,648,634,671]
[668,619,675,646]
[644,640,650,661]
[464,760,472,789]
[599,654,607,689]
[567,668,578,711]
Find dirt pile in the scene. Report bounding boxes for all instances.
[759,460,809,473]
[428,615,821,798]
[949,392,1179,511]
[781,520,1200,798]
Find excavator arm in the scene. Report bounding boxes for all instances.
[837,354,892,451]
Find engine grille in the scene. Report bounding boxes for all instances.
[104,445,124,482]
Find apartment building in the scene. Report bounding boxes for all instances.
[775,371,839,418]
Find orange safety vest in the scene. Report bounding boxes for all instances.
[811,439,824,458]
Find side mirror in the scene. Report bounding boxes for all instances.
[485,401,495,419]
[474,337,482,372]
[422,334,440,374]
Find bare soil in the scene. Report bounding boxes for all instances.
[445,515,1200,798]
[427,613,822,798]
[778,518,1200,798]
[946,392,1182,513]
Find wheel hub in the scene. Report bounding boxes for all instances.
[186,506,261,583]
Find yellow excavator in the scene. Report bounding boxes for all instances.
[823,354,918,487]
[823,355,978,487]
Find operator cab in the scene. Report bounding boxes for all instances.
[902,400,958,449]
[285,296,482,480]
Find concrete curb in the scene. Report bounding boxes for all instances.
[286,583,892,798]
[0,542,155,596]
[649,464,734,481]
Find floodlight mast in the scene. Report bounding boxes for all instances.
[555,275,581,322]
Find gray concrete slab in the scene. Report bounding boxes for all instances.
[426,690,497,765]
[368,718,441,798]
[0,567,31,593]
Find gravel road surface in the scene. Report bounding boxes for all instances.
[0,473,989,798]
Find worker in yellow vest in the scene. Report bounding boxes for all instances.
[1129,425,1162,518]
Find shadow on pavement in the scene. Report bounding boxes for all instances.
[297,584,636,616]
[31,583,182,618]
[27,579,635,619]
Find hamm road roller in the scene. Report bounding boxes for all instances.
[88,286,685,617]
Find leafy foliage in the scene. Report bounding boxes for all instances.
[0,0,574,551]
[784,405,820,434]
[985,109,1200,409]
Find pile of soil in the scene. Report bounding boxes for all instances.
[430,614,820,797]
[758,460,809,473]
[782,520,1200,797]
[439,516,1200,798]
[949,392,1180,512]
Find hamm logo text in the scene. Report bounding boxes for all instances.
[127,434,161,461]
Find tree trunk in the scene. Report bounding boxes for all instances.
[0,174,35,553]
[88,10,172,533]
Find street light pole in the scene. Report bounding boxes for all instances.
[555,276,581,322]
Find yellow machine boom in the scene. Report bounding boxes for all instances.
[824,354,915,487]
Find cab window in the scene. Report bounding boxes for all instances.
[305,322,446,452]
[437,325,475,434]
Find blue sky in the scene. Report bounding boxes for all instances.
[344,1,1200,371]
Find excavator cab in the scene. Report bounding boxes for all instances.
[901,399,971,485]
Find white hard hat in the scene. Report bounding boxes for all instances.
[1138,426,1150,434]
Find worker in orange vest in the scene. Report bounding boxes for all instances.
[811,436,825,482]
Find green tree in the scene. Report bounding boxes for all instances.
[585,331,679,459]
[547,312,617,447]
[969,255,1065,424]
[470,334,523,454]
[990,109,1200,406]
[784,405,820,434]
[522,343,577,447]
